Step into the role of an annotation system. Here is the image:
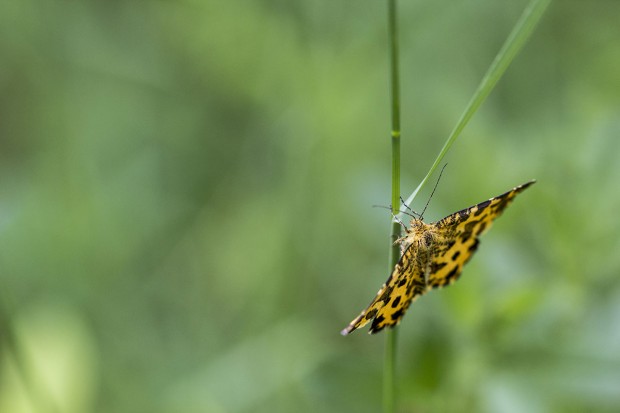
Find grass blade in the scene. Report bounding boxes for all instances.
[398,0,551,217]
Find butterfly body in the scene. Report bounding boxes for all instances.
[341,180,535,335]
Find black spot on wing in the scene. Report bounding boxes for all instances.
[370,325,385,334]
[445,266,460,283]
[457,209,470,219]
[460,231,472,243]
[430,261,447,274]
[492,196,512,213]
[464,218,481,233]
[391,295,401,308]
[468,238,480,253]
[364,308,378,320]
[391,308,404,321]
[451,251,461,261]
[369,315,387,334]
[474,200,491,216]
[378,286,394,304]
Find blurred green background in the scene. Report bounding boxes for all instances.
[1,1,619,412]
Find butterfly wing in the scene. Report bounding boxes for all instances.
[341,243,429,335]
[426,180,535,289]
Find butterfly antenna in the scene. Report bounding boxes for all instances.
[372,204,417,221]
[420,163,448,219]
[373,204,408,229]
[399,196,422,219]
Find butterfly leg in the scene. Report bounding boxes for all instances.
[389,204,408,230]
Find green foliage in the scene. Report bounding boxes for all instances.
[0,1,619,413]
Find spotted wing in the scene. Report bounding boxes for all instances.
[341,244,429,335]
[426,180,535,289]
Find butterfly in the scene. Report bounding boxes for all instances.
[341,180,535,335]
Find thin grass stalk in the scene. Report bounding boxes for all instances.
[385,0,401,412]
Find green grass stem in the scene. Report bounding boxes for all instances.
[385,0,400,412]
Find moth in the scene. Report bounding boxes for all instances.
[341,180,535,335]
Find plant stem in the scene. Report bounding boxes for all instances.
[385,0,400,412]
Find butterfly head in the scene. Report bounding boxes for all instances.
[409,216,424,229]
[407,217,432,236]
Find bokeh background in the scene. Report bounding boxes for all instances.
[1,1,619,412]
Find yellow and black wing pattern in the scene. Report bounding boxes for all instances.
[342,180,535,335]
[340,243,428,335]
[426,180,535,289]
